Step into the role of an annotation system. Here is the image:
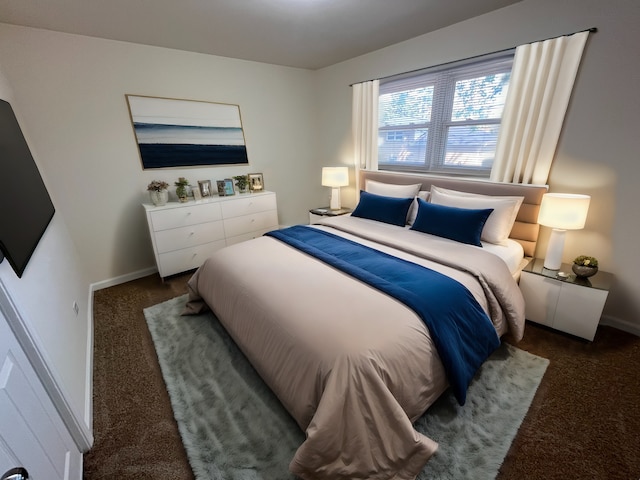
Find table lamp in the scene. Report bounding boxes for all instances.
[537,193,590,270]
[322,167,349,210]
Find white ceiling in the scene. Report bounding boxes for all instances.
[0,0,523,70]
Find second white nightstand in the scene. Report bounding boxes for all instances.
[519,258,612,341]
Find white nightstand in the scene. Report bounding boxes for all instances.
[309,207,352,224]
[519,258,612,341]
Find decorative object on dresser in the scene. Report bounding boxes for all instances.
[147,180,169,206]
[174,177,190,203]
[126,95,249,169]
[215,179,235,197]
[197,180,212,198]
[248,172,264,192]
[537,192,590,270]
[222,179,235,196]
[143,191,278,279]
[321,166,349,210]
[519,258,612,341]
[233,175,249,194]
[572,255,598,277]
[192,186,202,201]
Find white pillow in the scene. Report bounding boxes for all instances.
[429,186,524,245]
[365,180,421,198]
[365,180,422,224]
[407,191,430,226]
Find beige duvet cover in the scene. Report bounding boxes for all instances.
[185,216,525,480]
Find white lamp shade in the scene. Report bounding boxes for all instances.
[321,167,349,188]
[538,193,590,230]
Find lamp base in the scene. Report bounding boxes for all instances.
[329,187,342,210]
[543,228,566,270]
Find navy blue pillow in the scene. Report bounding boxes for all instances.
[410,198,493,247]
[351,190,414,226]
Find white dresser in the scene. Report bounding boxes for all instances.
[144,191,278,278]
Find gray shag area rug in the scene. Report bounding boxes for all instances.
[144,294,549,480]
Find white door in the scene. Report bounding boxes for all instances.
[0,309,78,480]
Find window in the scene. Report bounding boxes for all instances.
[378,52,514,177]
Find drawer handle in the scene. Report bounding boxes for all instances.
[189,231,194,236]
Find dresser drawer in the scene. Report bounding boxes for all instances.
[154,220,225,254]
[157,240,226,277]
[150,202,222,231]
[221,194,277,218]
[223,210,278,238]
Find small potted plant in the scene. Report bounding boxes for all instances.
[174,177,190,202]
[572,255,598,278]
[147,180,170,206]
[233,175,249,194]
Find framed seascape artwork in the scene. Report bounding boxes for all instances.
[126,95,249,169]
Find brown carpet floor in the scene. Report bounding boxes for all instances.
[83,271,640,480]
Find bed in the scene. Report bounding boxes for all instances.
[184,171,547,480]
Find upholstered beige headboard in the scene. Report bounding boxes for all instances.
[360,170,548,258]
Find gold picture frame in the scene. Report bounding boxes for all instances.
[248,173,264,192]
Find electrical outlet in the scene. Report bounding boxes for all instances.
[73,301,79,316]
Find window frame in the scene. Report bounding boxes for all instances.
[377,51,514,178]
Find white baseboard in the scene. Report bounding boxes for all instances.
[90,266,157,292]
[600,314,640,338]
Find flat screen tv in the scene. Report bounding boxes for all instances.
[0,99,55,278]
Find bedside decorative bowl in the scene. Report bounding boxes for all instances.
[572,264,598,278]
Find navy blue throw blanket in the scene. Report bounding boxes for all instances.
[265,225,500,405]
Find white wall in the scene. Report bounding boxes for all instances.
[0,66,92,448]
[314,0,640,333]
[0,25,321,286]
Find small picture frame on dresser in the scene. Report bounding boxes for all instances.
[197,180,211,198]
[217,179,235,196]
[223,178,235,196]
[192,186,202,201]
[248,172,264,192]
[216,180,227,196]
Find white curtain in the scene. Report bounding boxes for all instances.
[352,80,379,192]
[491,31,589,185]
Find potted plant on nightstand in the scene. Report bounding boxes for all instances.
[147,180,170,206]
[233,175,249,194]
[174,177,190,202]
[572,255,598,278]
